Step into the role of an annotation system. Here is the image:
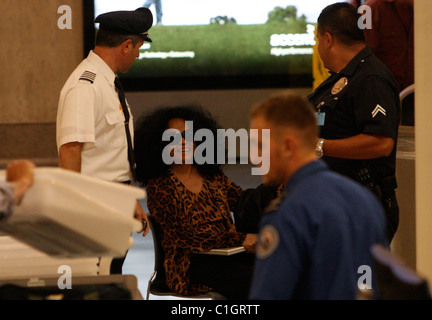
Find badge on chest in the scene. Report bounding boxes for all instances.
[331,77,348,95]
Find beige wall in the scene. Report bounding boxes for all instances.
[415,0,432,283]
[0,0,83,163]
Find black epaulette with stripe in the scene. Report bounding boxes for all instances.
[79,71,96,83]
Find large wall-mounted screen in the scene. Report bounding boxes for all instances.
[86,0,338,90]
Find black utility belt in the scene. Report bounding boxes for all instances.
[370,176,397,198]
[379,175,398,192]
[351,166,396,197]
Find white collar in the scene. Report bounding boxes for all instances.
[87,50,116,86]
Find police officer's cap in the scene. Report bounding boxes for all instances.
[95,8,153,42]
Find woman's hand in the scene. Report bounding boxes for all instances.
[242,234,258,253]
[134,201,150,236]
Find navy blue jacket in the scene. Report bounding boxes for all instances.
[249,160,387,300]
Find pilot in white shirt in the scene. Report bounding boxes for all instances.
[56,7,154,273]
[56,7,153,183]
[57,50,133,183]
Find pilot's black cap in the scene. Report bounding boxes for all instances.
[95,8,153,42]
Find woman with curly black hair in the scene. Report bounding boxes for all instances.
[134,105,223,185]
[134,105,257,300]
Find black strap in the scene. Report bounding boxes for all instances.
[114,77,136,180]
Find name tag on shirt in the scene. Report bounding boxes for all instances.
[316,112,326,126]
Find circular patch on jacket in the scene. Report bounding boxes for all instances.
[256,225,279,259]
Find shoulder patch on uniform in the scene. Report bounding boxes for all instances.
[79,71,96,83]
[371,104,386,118]
[256,225,280,260]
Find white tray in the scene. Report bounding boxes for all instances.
[0,168,145,258]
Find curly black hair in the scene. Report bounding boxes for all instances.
[134,104,226,186]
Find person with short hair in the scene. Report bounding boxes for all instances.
[248,92,387,300]
[56,8,154,274]
[308,2,400,243]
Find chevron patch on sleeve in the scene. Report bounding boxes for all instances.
[79,71,97,83]
[371,104,386,118]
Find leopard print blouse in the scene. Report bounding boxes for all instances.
[146,169,246,296]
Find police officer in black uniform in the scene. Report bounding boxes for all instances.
[308,3,400,243]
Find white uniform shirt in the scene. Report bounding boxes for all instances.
[57,51,134,182]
